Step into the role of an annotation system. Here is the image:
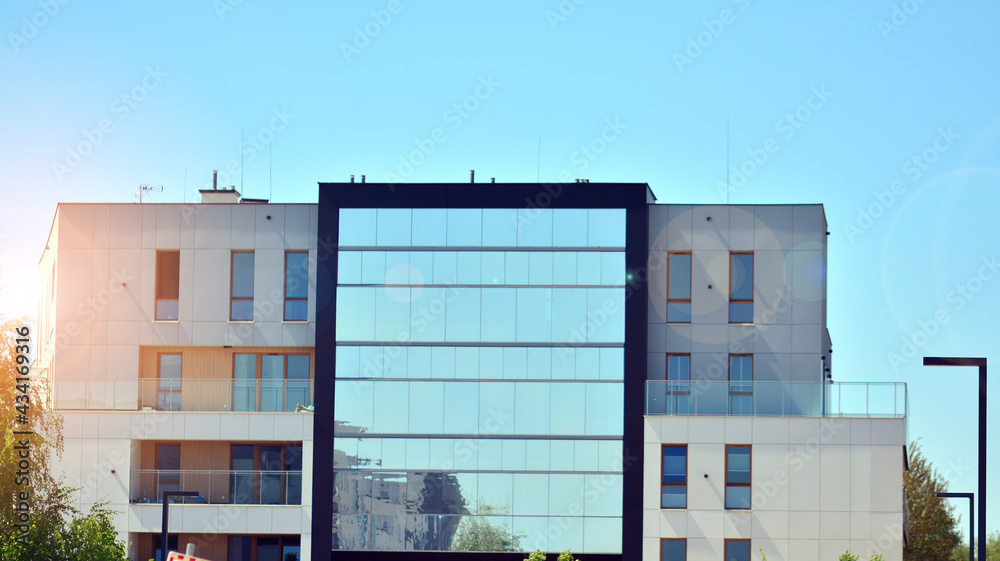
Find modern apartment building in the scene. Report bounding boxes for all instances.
[36,190,318,561]
[36,181,907,561]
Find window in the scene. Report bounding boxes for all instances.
[229,536,300,561]
[157,354,182,411]
[284,251,309,321]
[666,353,691,415]
[233,353,311,412]
[661,538,686,561]
[667,252,692,322]
[661,445,687,508]
[155,250,180,320]
[231,251,254,321]
[155,444,180,500]
[666,354,690,393]
[729,354,753,414]
[729,252,753,323]
[725,539,751,561]
[231,444,302,505]
[726,446,751,509]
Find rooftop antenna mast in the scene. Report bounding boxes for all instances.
[136,183,163,204]
[726,117,730,205]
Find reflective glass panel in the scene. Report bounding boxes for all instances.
[731,253,753,300]
[726,541,751,561]
[376,208,411,246]
[339,209,376,246]
[285,252,309,298]
[587,209,626,247]
[661,540,686,561]
[412,209,447,246]
[231,252,254,298]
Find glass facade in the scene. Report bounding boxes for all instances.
[333,208,627,553]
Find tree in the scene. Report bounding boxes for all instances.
[0,317,128,560]
[951,530,1000,561]
[904,442,962,561]
[450,503,523,552]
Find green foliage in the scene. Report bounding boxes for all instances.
[524,550,546,561]
[451,503,523,552]
[0,317,128,560]
[951,530,1000,561]
[556,549,576,561]
[904,442,962,561]
[522,548,577,561]
[840,552,860,561]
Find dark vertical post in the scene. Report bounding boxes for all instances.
[937,493,973,561]
[161,491,198,561]
[978,362,986,561]
[923,357,987,561]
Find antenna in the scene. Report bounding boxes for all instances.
[240,125,244,194]
[536,135,541,182]
[136,184,163,204]
[269,142,272,202]
[726,117,730,205]
[183,169,187,204]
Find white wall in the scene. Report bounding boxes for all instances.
[648,205,829,384]
[642,417,906,561]
[47,203,318,387]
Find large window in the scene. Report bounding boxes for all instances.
[729,252,753,323]
[231,444,302,505]
[725,539,751,561]
[725,445,751,509]
[284,251,309,321]
[666,252,692,322]
[157,354,182,411]
[666,353,691,415]
[155,250,180,320]
[231,251,254,321]
[661,538,686,561]
[334,208,627,553]
[661,445,687,509]
[155,443,180,500]
[234,353,310,412]
[729,354,753,414]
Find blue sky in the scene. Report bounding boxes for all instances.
[2,0,998,538]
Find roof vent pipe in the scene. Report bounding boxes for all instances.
[212,170,218,190]
[470,170,475,183]
[361,175,366,183]
[350,175,355,183]
[490,177,495,183]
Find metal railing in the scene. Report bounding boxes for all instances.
[645,380,907,417]
[54,379,313,412]
[130,469,302,505]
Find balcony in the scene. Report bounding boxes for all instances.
[53,379,314,412]
[130,469,302,505]
[645,381,907,418]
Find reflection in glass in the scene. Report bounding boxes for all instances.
[377,209,411,246]
[260,355,282,412]
[233,354,256,412]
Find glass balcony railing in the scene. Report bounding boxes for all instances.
[53,379,313,412]
[130,469,302,505]
[645,381,906,418]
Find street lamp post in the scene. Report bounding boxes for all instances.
[923,357,987,561]
[937,492,974,561]
[161,491,200,561]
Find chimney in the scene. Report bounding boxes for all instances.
[490,177,495,183]
[212,170,218,190]
[350,175,355,183]
[361,175,366,183]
